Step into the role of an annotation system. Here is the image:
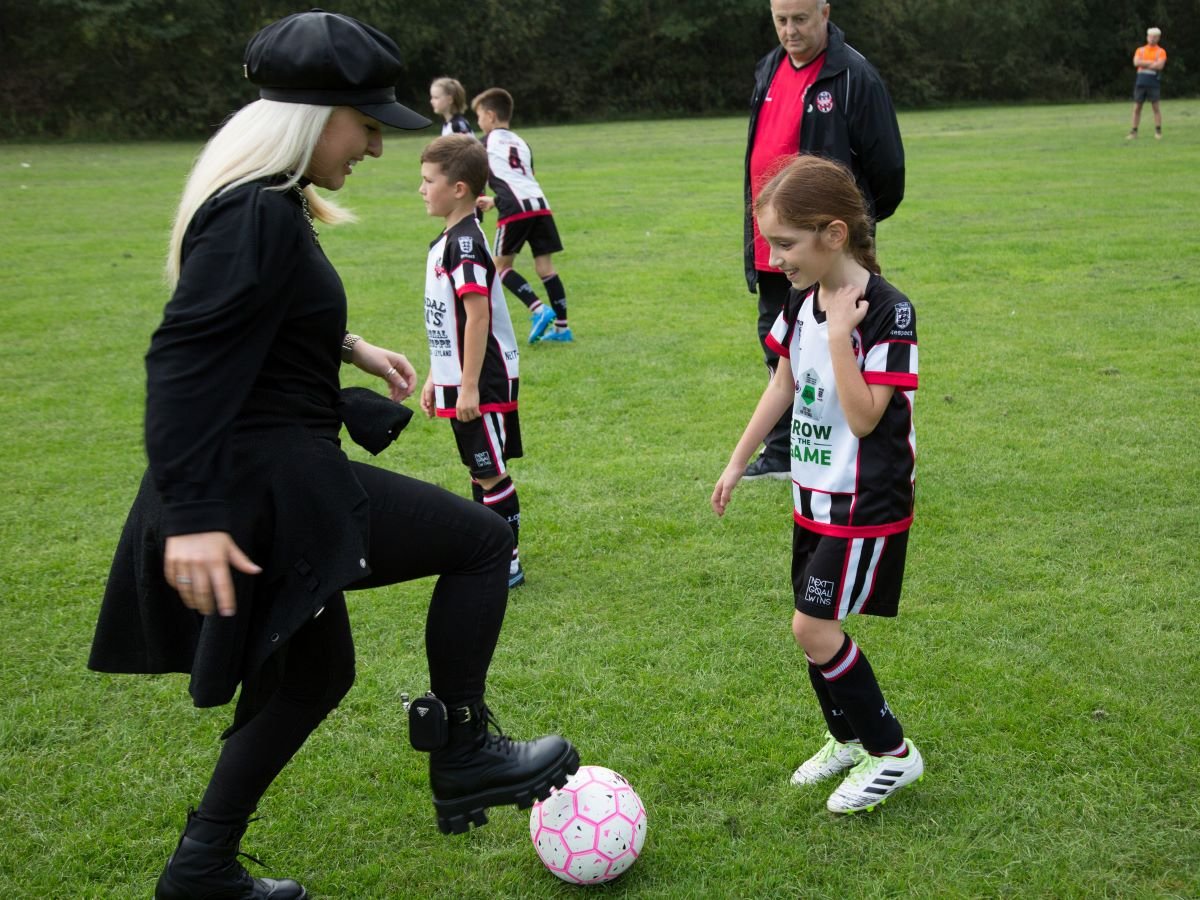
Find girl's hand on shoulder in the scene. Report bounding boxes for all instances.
[824,284,868,339]
[711,467,744,517]
[351,338,417,402]
[164,532,261,617]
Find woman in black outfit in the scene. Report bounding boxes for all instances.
[88,12,577,899]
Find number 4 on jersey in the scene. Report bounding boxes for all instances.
[508,146,527,176]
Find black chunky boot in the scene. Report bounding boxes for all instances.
[154,810,308,900]
[426,701,579,834]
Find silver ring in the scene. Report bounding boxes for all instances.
[385,367,397,379]
[177,576,192,585]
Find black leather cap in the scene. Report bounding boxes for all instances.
[244,9,430,130]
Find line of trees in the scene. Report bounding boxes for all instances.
[1,0,1191,139]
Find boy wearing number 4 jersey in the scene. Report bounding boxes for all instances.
[419,135,527,588]
[472,87,572,345]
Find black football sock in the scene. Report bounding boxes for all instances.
[806,657,858,743]
[482,477,520,562]
[501,269,541,311]
[816,634,905,755]
[540,273,568,326]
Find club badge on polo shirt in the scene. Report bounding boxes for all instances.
[816,90,834,113]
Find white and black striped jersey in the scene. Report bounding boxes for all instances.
[442,114,474,137]
[766,273,918,537]
[424,216,519,417]
[482,128,551,226]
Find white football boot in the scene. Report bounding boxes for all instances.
[790,732,860,786]
[826,739,924,814]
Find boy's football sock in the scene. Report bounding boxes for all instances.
[806,659,857,744]
[481,477,520,559]
[540,273,568,325]
[501,268,541,310]
[815,634,904,755]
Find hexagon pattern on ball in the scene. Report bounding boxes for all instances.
[529,765,647,884]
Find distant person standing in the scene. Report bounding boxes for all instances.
[1127,27,1167,141]
[430,77,475,137]
[742,0,904,480]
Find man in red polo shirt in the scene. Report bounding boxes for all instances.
[741,0,905,479]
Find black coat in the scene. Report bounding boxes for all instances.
[743,22,905,292]
[87,177,410,733]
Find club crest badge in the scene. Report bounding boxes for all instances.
[458,236,474,255]
[816,90,834,113]
[894,302,912,329]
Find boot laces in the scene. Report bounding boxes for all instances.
[236,816,268,871]
[483,706,516,753]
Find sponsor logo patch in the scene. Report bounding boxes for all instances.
[473,451,493,469]
[805,576,835,606]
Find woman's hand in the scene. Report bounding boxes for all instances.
[164,532,262,617]
[351,338,417,403]
[476,195,495,212]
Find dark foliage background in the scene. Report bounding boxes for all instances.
[1,0,1193,139]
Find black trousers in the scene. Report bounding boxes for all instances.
[197,464,512,824]
[756,270,793,462]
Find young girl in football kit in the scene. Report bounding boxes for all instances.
[713,154,924,815]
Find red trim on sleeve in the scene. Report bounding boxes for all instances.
[456,283,489,299]
[765,333,788,357]
[863,372,918,389]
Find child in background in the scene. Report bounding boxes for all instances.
[419,135,526,588]
[471,87,572,344]
[430,77,474,137]
[712,155,924,814]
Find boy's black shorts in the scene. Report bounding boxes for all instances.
[493,214,563,258]
[791,524,909,620]
[450,410,523,479]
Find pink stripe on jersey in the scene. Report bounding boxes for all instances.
[864,371,918,388]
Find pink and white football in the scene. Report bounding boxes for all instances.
[529,765,647,884]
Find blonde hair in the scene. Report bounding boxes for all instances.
[166,100,356,286]
[431,77,467,115]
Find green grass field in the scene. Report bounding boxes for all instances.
[2,99,1198,898]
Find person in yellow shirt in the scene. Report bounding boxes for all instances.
[1128,27,1167,140]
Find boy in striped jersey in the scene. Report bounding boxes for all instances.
[419,135,526,588]
[713,156,923,814]
[471,87,572,344]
